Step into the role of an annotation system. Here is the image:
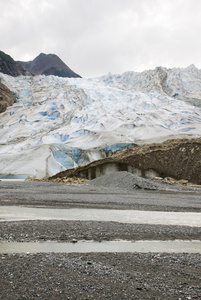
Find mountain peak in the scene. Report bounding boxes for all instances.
[18,53,81,78]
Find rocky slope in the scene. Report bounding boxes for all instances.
[17,53,81,78]
[0,79,16,113]
[0,50,30,77]
[49,137,201,185]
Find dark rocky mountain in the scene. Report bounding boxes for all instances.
[17,53,81,78]
[0,79,16,113]
[0,50,30,76]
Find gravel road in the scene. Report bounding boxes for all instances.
[0,174,201,299]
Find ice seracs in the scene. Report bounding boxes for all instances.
[98,65,201,107]
[0,65,201,178]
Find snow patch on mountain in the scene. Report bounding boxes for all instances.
[0,65,201,177]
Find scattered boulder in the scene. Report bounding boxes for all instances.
[26,175,88,185]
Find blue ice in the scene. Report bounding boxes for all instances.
[48,111,60,118]
[50,106,57,111]
[179,127,194,132]
[105,143,133,153]
[39,112,47,116]
[73,148,79,164]
[21,90,30,97]
[60,135,68,142]
[54,151,74,169]
[71,129,89,137]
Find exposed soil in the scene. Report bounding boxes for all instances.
[0,79,16,113]
[49,137,201,185]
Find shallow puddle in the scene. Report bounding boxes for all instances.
[0,174,27,180]
[1,206,201,227]
[1,240,201,254]
[0,179,25,182]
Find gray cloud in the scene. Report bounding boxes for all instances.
[1,0,201,77]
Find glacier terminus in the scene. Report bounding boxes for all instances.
[0,65,201,178]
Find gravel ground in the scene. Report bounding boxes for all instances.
[0,179,201,212]
[0,174,201,299]
[1,253,201,299]
[1,220,201,242]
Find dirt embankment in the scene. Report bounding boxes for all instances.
[0,79,16,113]
[49,137,201,185]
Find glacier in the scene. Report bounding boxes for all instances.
[0,65,201,178]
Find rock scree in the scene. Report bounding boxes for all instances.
[86,171,162,190]
[85,171,200,192]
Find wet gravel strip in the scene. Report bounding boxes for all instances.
[1,220,201,242]
[1,252,200,299]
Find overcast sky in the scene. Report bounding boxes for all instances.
[1,0,201,78]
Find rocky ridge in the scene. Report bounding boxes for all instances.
[0,50,81,78]
[0,50,30,77]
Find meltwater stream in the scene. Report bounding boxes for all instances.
[1,240,201,254]
[1,206,201,254]
[1,206,201,227]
